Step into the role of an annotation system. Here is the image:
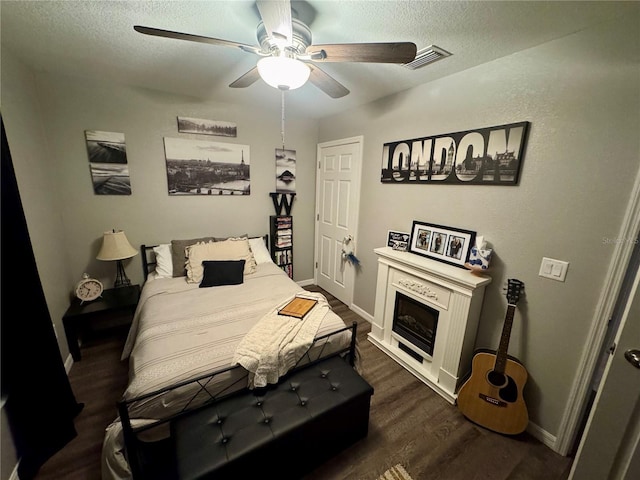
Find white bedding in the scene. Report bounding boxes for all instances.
[102,261,351,480]
[233,291,330,388]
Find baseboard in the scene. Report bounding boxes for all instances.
[297,278,314,287]
[350,303,373,323]
[527,420,558,452]
[10,460,20,480]
[64,353,74,374]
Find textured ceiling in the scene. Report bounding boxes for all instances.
[1,1,636,118]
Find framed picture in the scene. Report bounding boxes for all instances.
[408,221,475,268]
[163,137,250,195]
[84,130,131,195]
[387,230,410,251]
[381,121,529,185]
[276,148,296,193]
[177,116,237,137]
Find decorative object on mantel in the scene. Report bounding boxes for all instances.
[84,130,131,195]
[177,116,237,137]
[408,220,475,269]
[387,230,410,251]
[96,229,138,288]
[465,235,494,275]
[163,137,250,195]
[341,235,360,268]
[380,121,529,185]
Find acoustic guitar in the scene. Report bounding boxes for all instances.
[456,278,529,435]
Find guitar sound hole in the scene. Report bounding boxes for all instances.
[499,376,518,403]
[487,370,508,388]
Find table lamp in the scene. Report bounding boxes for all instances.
[96,229,138,288]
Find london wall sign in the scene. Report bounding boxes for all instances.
[380,121,529,185]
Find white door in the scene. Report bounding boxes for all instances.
[569,264,640,479]
[315,136,362,306]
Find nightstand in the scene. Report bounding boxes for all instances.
[63,284,140,361]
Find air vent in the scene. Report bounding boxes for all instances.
[403,45,452,70]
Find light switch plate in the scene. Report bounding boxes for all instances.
[539,257,569,282]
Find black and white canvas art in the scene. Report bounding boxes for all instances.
[84,130,131,195]
[177,116,237,137]
[381,121,529,185]
[275,148,296,193]
[164,137,250,195]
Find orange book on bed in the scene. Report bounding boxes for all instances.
[278,297,318,319]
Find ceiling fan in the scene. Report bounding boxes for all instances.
[134,0,417,98]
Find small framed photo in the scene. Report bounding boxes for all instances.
[387,231,410,251]
[408,221,476,268]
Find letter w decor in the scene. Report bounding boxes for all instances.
[270,192,296,215]
[380,121,530,185]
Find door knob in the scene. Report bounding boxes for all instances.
[624,349,640,369]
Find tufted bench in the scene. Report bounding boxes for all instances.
[170,354,374,480]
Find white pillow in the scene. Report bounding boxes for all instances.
[152,244,173,278]
[185,238,257,284]
[249,237,273,264]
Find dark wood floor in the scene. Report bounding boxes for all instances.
[35,286,573,480]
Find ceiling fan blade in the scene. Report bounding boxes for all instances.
[306,42,417,63]
[307,64,349,99]
[134,25,263,55]
[256,0,292,45]
[229,67,261,88]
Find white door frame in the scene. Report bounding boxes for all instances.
[569,261,640,479]
[555,166,640,455]
[314,135,363,308]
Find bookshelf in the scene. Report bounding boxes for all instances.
[270,215,293,278]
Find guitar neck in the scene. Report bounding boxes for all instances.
[494,304,516,374]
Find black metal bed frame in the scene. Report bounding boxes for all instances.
[117,321,358,479]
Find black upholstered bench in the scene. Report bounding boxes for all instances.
[170,355,374,480]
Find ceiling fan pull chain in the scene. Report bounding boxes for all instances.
[281,89,286,151]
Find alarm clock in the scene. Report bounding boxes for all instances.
[75,273,103,303]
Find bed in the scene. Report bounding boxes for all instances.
[101,235,356,480]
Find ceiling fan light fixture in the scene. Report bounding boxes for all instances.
[257,56,310,90]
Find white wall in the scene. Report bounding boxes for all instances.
[1,51,68,480]
[28,72,319,290]
[318,14,640,444]
[1,51,73,359]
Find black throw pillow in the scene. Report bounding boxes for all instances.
[199,260,245,288]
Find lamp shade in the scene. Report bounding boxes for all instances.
[257,56,311,90]
[96,230,137,261]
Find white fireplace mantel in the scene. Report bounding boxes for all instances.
[368,247,492,404]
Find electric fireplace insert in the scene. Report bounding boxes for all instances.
[392,291,439,357]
